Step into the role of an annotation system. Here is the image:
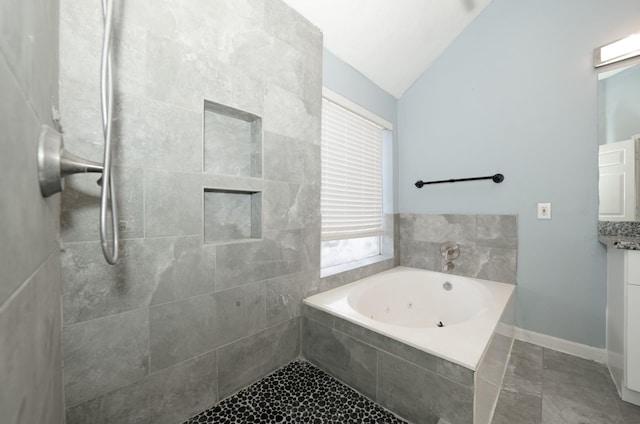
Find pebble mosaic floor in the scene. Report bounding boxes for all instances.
[184,360,407,424]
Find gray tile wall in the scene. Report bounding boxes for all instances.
[59,0,322,422]
[0,0,64,422]
[474,294,516,424]
[399,213,518,284]
[301,305,476,424]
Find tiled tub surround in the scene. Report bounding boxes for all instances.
[305,267,515,369]
[59,0,323,422]
[399,214,517,284]
[302,269,516,424]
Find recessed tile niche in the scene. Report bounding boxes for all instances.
[204,189,262,243]
[204,100,262,178]
[203,100,263,243]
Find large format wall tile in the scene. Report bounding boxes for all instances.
[301,303,335,328]
[143,33,218,113]
[114,94,203,172]
[202,59,266,120]
[475,246,517,284]
[149,283,265,372]
[66,350,218,424]
[378,351,474,424]
[0,57,60,305]
[217,319,300,399]
[301,227,322,272]
[262,131,321,184]
[57,75,106,161]
[215,230,303,290]
[475,332,514,424]
[399,213,518,284]
[265,271,312,327]
[0,0,59,124]
[62,236,216,324]
[332,314,473,387]
[61,239,152,324]
[264,84,320,143]
[400,213,477,244]
[145,236,215,305]
[399,239,442,271]
[264,0,322,69]
[0,252,63,424]
[302,317,378,400]
[263,182,319,231]
[61,166,144,242]
[1,0,63,423]
[265,37,305,98]
[63,309,149,406]
[144,170,201,237]
[477,215,518,249]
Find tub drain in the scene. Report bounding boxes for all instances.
[437,321,444,327]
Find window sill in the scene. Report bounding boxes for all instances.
[320,254,394,279]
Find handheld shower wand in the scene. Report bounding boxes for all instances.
[37,0,119,264]
[98,0,118,264]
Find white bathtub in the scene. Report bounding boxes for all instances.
[304,266,515,370]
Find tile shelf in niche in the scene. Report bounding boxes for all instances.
[203,188,262,244]
[203,100,262,178]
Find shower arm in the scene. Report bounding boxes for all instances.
[36,0,119,265]
[37,126,103,191]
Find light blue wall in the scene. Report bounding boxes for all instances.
[398,0,640,347]
[322,49,397,126]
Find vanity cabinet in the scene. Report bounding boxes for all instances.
[607,248,640,405]
[629,284,640,391]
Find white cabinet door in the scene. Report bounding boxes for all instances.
[628,284,640,391]
[599,138,637,221]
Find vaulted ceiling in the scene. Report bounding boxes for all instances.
[281,0,493,98]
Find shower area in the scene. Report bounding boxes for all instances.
[57,0,323,422]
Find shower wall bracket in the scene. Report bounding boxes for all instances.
[37,125,104,197]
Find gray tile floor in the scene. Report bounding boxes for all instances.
[492,340,640,424]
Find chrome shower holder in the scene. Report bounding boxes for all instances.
[37,125,104,197]
[37,0,119,265]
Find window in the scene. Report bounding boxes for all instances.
[320,88,392,270]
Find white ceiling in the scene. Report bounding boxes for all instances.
[281,0,493,98]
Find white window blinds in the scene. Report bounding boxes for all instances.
[321,97,384,241]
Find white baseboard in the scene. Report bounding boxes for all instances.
[514,327,607,363]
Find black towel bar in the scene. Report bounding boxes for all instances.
[415,173,504,188]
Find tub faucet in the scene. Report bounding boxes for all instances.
[440,242,460,272]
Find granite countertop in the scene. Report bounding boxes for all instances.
[598,235,640,250]
[598,221,640,250]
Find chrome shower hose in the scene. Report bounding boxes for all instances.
[99,0,119,264]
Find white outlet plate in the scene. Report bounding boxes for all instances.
[537,202,551,219]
